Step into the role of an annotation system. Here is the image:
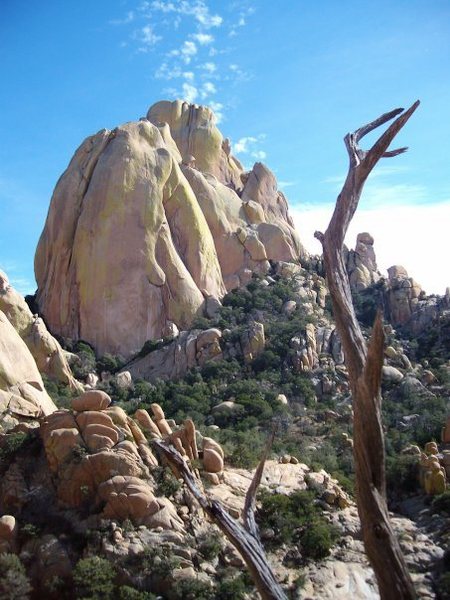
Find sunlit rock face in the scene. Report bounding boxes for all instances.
[34,99,304,358]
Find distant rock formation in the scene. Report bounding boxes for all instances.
[35,100,304,358]
[346,232,381,292]
[346,234,449,336]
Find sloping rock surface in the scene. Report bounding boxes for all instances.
[35,100,303,357]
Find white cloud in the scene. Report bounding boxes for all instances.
[233,134,266,156]
[182,82,198,102]
[137,24,162,51]
[208,100,224,123]
[149,0,222,28]
[252,150,266,160]
[191,33,214,45]
[180,40,197,63]
[233,136,257,154]
[200,61,216,73]
[200,81,216,97]
[183,71,194,80]
[290,200,450,295]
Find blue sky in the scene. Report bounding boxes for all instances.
[1,0,449,295]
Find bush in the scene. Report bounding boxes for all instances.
[215,575,249,600]
[0,432,28,461]
[437,571,450,600]
[96,353,124,374]
[153,466,182,498]
[386,455,419,499]
[72,341,97,379]
[300,520,337,559]
[431,491,450,516]
[117,586,156,600]
[172,578,214,600]
[0,553,32,600]
[73,556,116,600]
[197,531,222,561]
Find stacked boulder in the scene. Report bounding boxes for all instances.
[39,391,225,528]
[417,441,447,495]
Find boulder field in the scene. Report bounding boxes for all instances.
[35,100,304,358]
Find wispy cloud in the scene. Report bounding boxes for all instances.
[111,1,256,122]
[233,134,267,160]
[278,181,297,189]
[136,23,162,52]
[191,32,214,45]
[109,11,135,25]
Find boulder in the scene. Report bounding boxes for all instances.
[0,311,56,429]
[0,515,17,553]
[346,232,381,292]
[382,365,404,383]
[0,270,82,392]
[71,390,112,412]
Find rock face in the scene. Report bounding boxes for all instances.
[0,311,56,430]
[386,265,423,326]
[0,270,81,392]
[35,100,303,358]
[346,232,381,292]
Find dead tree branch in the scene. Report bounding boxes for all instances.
[314,101,419,600]
[152,432,287,600]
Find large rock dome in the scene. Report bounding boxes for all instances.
[35,100,304,357]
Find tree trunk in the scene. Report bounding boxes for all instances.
[314,101,420,600]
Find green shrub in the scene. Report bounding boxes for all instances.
[0,432,28,461]
[431,491,450,516]
[385,455,419,499]
[117,586,156,600]
[172,578,214,600]
[153,466,182,498]
[71,341,97,379]
[96,353,125,374]
[215,575,249,600]
[299,520,337,559]
[0,553,32,600]
[73,556,116,600]
[197,531,222,561]
[437,571,450,600]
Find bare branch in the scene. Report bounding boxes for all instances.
[152,438,288,600]
[354,107,404,143]
[365,100,420,170]
[383,147,408,158]
[243,427,276,539]
[316,104,418,600]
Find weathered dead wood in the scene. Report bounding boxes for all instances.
[152,430,287,600]
[314,101,419,600]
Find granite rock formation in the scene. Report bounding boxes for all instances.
[0,311,56,431]
[0,270,81,392]
[35,100,303,358]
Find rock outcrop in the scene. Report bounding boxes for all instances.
[386,265,423,326]
[0,270,81,392]
[35,100,304,358]
[346,232,381,292]
[0,311,56,431]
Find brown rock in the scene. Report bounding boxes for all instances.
[72,390,111,412]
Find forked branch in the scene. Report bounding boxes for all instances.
[314,102,419,600]
[152,432,287,600]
